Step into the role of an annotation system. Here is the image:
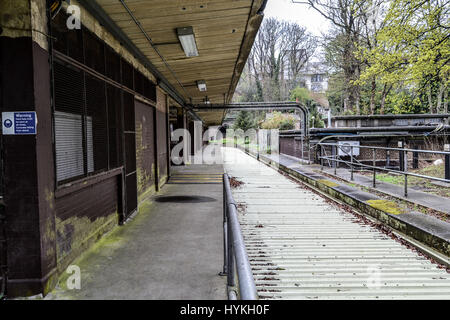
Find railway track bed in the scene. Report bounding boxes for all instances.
[223,147,450,300]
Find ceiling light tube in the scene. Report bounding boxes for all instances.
[177,26,199,57]
[197,80,207,92]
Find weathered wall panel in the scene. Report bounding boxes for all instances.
[156,89,168,186]
[55,177,118,271]
[135,100,156,201]
[0,32,57,295]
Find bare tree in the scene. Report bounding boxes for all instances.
[246,17,317,102]
[284,24,318,92]
[292,0,370,114]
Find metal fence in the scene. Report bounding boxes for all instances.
[317,142,450,197]
[222,173,258,300]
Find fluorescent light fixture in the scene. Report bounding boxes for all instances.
[197,80,207,92]
[177,26,199,57]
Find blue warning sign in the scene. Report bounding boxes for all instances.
[2,112,37,135]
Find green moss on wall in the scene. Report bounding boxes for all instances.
[55,212,118,272]
[366,199,405,215]
[317,179,340,188]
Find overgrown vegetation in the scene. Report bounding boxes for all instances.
[308,0,449,115]
[233,0,448,119]
[260,111,295,130]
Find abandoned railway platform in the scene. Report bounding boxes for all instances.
[31,146,450,300]
[1,0,449,301]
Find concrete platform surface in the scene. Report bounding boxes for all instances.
[45,164,226,300]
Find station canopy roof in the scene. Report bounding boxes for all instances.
[90,0,266,126]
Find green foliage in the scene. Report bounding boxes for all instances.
[290,86,325,128]
[309,103,326,128]
[260,111,295,130]
[233,111,256,131]
[325,73,345,114]
[279,120,295,131]
[384,89,425,114]
[361,0,449,85]
[289,87,311,104]
[358,0,449,114]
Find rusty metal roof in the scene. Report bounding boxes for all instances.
[223,147,450,299]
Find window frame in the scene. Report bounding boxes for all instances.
[50,13,157,188]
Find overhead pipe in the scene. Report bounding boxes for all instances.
[193,102,310,136]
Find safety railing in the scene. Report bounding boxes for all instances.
[317,142,450,197]
[221,173,258,300]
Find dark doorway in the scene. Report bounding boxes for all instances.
[122,93,138,220]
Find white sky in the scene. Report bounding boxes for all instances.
[264,0,331,37]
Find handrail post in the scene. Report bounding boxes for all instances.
[333,144,337,175]
[221,176,228,275]
[320,145,324,171]
[308,142,312,164]
[445,144,450,180]
[386,149,391,168]
[404,150,408,197]
[373,148,376,188]
[350,145,354,181]
[301,137,304,161]
[399,141,405,171]
[412,146,419,169]
[256,130,260,161]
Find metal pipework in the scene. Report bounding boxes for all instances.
[223,174,258,300]
[193,101,310,137]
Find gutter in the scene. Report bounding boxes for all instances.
[257,0,269,14]
[225,0,266,105]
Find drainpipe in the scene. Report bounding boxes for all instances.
[0,110,6,301]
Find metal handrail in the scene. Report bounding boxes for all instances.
[317,142,450,197]
[318,142,450,156]
[222,173,258,300]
